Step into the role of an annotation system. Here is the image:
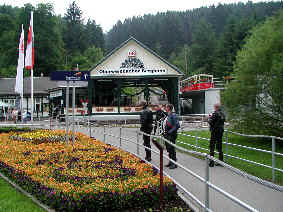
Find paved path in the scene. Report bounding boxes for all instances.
[2,120,283,212]
[74,125,283,212]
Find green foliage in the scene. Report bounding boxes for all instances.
[213,16,255,78]
[83,46,103,66]
[63,1,84,55]
[178,130,283,185]
[0,1,282,78]
[169,45,190,77]
[189,19,216,75]
[0,127,32,133]
[0,178,44,212]
[106,1,282,78]
[223,11,283,137]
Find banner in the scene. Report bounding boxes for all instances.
[15,25,24,95]
[25,11,34,70]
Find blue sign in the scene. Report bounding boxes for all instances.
[50,71,90,81]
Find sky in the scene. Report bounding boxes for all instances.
[1,0,279,32]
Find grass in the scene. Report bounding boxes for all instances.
[0,174,191,212]
[0,178,44,212]
[177,130,283,185]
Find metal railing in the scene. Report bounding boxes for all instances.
[178,129,283,184]
[59,119,262,212]
[1,118,282,212]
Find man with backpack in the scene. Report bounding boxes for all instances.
[140,101,154,162]
[163,104,180,169]
[208,103,226,167]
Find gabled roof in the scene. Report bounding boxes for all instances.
[0,77,58,96]
[89,36,184,77]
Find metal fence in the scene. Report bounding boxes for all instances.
[177,129,283,184]
[1,118,282,212]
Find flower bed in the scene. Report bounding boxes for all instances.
[135,107,142,111]
[124,107,131,112]
[106,107,114,112]
[96,107,104,112]
[0,130,177,211]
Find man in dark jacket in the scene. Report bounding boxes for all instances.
[208,103,226,167]
[154,104,167,135]
[164,104,180,169]
[140,101,153,162]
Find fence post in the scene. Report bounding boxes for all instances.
[137,130,140,155]
[49,115,52,130]
[195,131,198,151]
[205,154,210,212]
[103,125,106,143]
[119,127,122,148]
[152,138,164,211]
[88,115,91,138]
[272,137,276,183]
[225,130,228,162]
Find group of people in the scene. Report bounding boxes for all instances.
[140,102,226,169]
[140,102,180,169]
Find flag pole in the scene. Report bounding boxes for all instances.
[21,24,24,123]
[15,24,25,123]
[25,11,34,122]
[31,68,33,122]
[31,11,34,122]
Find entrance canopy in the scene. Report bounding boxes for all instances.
[88,37,184,114]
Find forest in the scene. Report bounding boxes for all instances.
[0,1,282,79]
[0,1,282,136]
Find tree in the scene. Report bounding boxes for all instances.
[0,14,17,72]
[84,19,104,50]
[189,19,216,75]
[213,16,256,78]
[223,11,283,137]
[33,3,65,76]
[168,45,190,77]
[63,1,84,54]
[84,46,103,66]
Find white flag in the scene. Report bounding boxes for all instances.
[25,11,34,70]
[15,25,24,95]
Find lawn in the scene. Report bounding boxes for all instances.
[0,129,191,211]
[177,130,283,185]
[0,178,44,212]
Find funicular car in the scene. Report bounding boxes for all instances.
[180,74,214,93]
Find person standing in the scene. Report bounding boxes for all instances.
[140,101,153,162]
[154,104,167,135]
[208,103,226,167]
[164,104,180,169]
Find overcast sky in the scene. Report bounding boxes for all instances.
[1,0,279,32]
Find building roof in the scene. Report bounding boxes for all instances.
[89,36,184,78]
[0,77,58,96]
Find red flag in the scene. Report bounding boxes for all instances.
[25,11,34,70]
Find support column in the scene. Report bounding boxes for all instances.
[115,80,121,114]
[88,79,93,115]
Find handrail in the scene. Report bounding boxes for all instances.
[177,130,283,183]
[2,120,281,212]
